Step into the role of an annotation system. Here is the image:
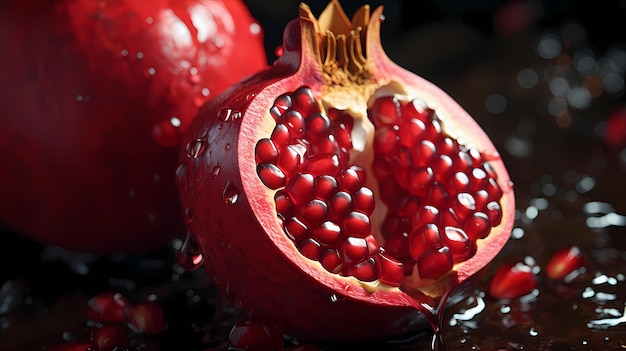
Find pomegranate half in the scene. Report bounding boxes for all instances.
[177,1,514,341]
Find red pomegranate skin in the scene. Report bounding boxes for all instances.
[177,2,514,341]
[0,0,267,253]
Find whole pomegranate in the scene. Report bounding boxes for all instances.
[177,1,514,341]
[0,0,266,253]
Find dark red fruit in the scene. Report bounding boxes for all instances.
[126,300,165,334]
[489,262,537,299]
[177,1,514,341]
[546,245,587,281]
[47,342,97,351]
[91,323,129,351]
[0,0,266,253]
[604,106,626,148]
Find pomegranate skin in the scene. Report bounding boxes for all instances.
[177,2,514,341]
[0,0,266,253]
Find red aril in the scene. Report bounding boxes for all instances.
[126,301,165,334]
[0,0,266,253]
[228,319,285,351]
[489,262,537,299]
[177,1,515,341]
[90,323,128,351]
[87,292,131,324]
[545,245,587,281]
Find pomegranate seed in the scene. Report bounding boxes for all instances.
[274,190,293,218]
[452,192,477,221]
[489,262,537,299]
[292,86,318,116]
[255,138,279,163]
[408,166,434,196]
[229,320,285,351]
[485,201,503,227]
[311,134,340,155]
[305,153,340,177]
[334,122,353,149]
[297,238,322,260]
[546,245,587,281]
[449,172,470,192]
[312,221,341,246]
[401,98,431,123]
[126,300,164,334]
[409,224,441,260]
[442,226,473,262]
[285,173,315,206]
[437,136,457,155]
[91,324,128,351]
[328,191,353,222]
[257,163,286,190]
[313,175,338,200]
[277,144,305,177]
[352,186,375,215]
[341,211,371,238]
[270,123,291,148]
[305,112,331,140]
[283,110,306,139]
[342,237,369,263]
[320,248,343,273]
[338,166,366,192]
[427,183,449,208]
[376,251,404,287]
[604,106,626,147]
[296,199,328,226]
[412,205,440,229]
[344,257,378,281]
[432,154,454,183]
[399,118,426,148]
[384,232,410,262]
[411,140,436,168]
[373,125,399,154]
[464,212,491,240]
[87,292,131,324]
[284,217,309,241]
[417,246,454,280]
[369,95,400,127]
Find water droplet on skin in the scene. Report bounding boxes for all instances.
[146,67,156,76]
[218,108,233,121]
[223,181,239,204]
[225,143,231,151]
[184,207,194,224]
[185,138,206,159]
[176,232,204,271]
[245,93,256,101]
[146,16,154,24]
[188,67,200,84]
[249,22,261,35]
[211,165,221,178]
[120,49,129,56]
[136,51,144,59]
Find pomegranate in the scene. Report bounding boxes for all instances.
[0,0,266,253]
[177,1,514,341]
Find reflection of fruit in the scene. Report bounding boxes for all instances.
[489,262,537,299]
[0,0,267,253]
[604,106,626,148]
[546,245,587,281]
[228,320,285,351]
[177,1,514,341]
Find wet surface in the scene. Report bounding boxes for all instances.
[1,0,625,350]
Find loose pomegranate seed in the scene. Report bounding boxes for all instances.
[546,245,587,281]
[126,300,164,334]
[489,262,537,299]
[255,88,504,285]
[229,320,285,351]
[87,292,131,324]
[91,323,128,351]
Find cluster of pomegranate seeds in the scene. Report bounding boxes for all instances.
[50,292,164,351]
[254,86,504,286]
[368,96,504,281]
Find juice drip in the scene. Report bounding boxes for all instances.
[408,278,455,351]
[176,231,204,271]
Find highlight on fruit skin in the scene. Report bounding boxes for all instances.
[177,0,515,341]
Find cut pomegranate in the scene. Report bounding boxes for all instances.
[177,1,515,341]
[488,262,537,299]
[545,245,587,281]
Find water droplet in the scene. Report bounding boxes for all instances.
[184,207,194,224]
[146,67,156,76]
[218,107,239,122]
[176,232,204,271]
[120,49,129,56]
[223,181,239,204]
[225,143,231,151]
[249,22,261,35]
[146,16,154,24]
[211,165,221,178]
[245,93,256,101]
[136,51,144,59]
[188,67,200,84]
[185,138,206,159]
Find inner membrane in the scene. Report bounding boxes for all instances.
[254,86,503,289]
